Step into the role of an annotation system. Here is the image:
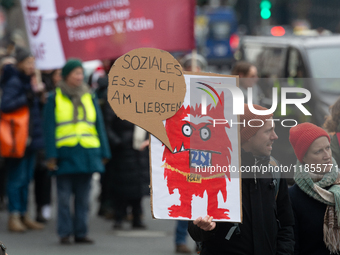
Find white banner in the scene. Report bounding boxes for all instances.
[21,0,65,70]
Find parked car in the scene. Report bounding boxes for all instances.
[238,35,340,174]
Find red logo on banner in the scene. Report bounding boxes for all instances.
[26,0,42,36]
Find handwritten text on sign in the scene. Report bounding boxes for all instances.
[107,48,186,152]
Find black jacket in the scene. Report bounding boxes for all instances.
[289,184,331,255]
[0,64,43,151]
[188,150,295,255]
[102,101,150,199]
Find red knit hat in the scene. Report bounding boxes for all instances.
[240,104,273,144]
[289,122,330,163]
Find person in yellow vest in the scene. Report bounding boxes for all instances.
[43,59,111,245]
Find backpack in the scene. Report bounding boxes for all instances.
[0,106,29,158]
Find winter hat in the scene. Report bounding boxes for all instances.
[240,104,273,144]
[15,46,32,63]
[289,122,330,163]
[62,59,83,79]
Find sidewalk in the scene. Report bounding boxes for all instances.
[0,175,196,255]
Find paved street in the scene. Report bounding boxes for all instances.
[0,174,196,255]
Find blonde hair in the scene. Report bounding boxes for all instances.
[324,97,340,133]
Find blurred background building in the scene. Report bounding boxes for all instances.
[1,0,340,69]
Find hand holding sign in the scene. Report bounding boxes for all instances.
[108,48,186,152]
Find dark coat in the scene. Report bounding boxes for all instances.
[102,101,150,199]
[0,64,43,151]
[43,91,111,175]
[188,150,295,255]
[289,184,331,255]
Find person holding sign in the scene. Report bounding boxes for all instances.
[188,104,295,255]
[43,59,111,244]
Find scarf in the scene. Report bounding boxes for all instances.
[294,158,340,254]
[58,80,91,124]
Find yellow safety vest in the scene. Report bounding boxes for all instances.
[55,87,100,148]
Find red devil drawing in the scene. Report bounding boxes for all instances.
[162,91,232,219]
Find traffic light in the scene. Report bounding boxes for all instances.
[260,0,272,19]
[271,26,285,36]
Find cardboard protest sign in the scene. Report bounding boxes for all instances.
[107,47,241,222]
[20,0,195,70]
[150,73,242,222]
[107,48,186,152]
